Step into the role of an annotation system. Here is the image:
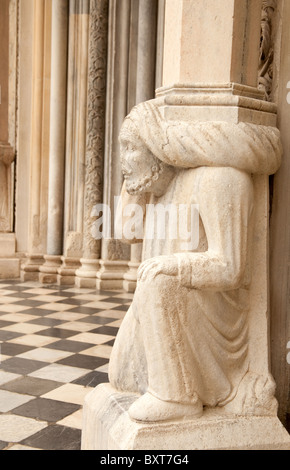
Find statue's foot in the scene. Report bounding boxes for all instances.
[128,392,203,423]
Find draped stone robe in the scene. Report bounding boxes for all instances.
[109,165,254,407]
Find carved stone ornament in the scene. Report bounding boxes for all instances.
[259,0,276,101]
[107,98,282,423]
[83,0,108,259]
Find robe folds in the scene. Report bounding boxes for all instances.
[109,98,282,408]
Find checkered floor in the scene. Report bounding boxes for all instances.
[0,280,132,450]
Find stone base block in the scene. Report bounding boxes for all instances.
[75,259,99,289]
[0,258,20,279]
[96,279,124,290]
[0,233,16,257]
[81,384,290,451]
[75,276,97,289]
[57,274,76,286]
[57,257,81,286]
[20,254,44,282]
[20,271,39,282]
[39,273,58,284]
[123,280,137,293]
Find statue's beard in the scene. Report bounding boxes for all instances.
[125,163,164,195]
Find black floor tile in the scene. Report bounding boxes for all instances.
[0,342,34,357]
[4,292,36,299]
[1,376,63,396]
[38,328,80,339]
[0,320,15,328]
[12,397,80,422]
[50,291,84,298]
[12,300,48,307]
[72,370,109,387]
[26,317,64,327]
[20,425,82,450]
[19,308,56,316]
[55,298,89,305]
[78,315,116,325]
[101,297,132,304]
[45,339,96,353]
[67,306,100,315]
[0,331,24,342]
[111,304,129,311]
[0,441,8,450]
[1,357,48,375]
[103,339,115,346]
[57,354,108,370]
[286,413,290,434]
[91,325,119,336]
[0,285,30,291]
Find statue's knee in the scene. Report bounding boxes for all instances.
[137,274,179,293]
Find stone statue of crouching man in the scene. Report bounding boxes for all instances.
[108,98,282,423]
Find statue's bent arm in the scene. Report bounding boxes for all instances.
[175,166,254,291]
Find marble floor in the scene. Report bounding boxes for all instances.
[0,280,132,450]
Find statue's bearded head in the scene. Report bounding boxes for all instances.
[119,112,176,197]
[120,135,166,196]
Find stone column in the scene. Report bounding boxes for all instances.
[82,0,290,450]
[96,0,131,290]
[20,0,52,281]
[75,0,109,288]
[123,0,158,292]
[57,0,90,286]
[0,0,19,278]
[39,0,69,284]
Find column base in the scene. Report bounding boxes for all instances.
[39,255,62,284]
[75,259,100,289]
[0,258,20,279]
[123,261,140,292]
[0,234,20,279]
[20,254,44,282]
[57,256,81,285]
[82,383,290,450]
[96,260,129,290]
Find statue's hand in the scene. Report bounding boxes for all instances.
[137,256,178,282]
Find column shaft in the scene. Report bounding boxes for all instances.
[75,0,109,288]
[47,0,69,255]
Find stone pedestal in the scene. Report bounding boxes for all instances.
[0,234,20,279]
[82,383,290,450]
[96,260,129,290]
[75,259,100,289]
[39,255,62,284]
[57,256,81,286]
[123,261,140,293]
[21,254,44,282]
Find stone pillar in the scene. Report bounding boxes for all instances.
[123,0,158,292]
[82,0,290,450]
[96,0,131,290]
[57,0,90,286]
[0,0,19,278]
[269,0,290,425]
[75,0,109,288]
[20,0,52,281]
[39,0,69,284]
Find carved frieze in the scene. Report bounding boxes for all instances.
[83,0,109,259]
[259,0,276,101]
